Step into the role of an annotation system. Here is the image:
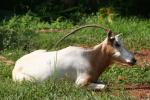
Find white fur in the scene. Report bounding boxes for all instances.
[12,34,135,90]
[13,46,107,90]
[13,46,91,82]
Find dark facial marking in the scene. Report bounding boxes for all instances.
[114,41,121,48]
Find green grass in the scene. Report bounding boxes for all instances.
[0,14,150,99]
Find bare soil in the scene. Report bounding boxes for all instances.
[115,49,150,99]
[134,49,150,66]
[0,49,150,99]
[0,55,15,65]
[111,84,150,100]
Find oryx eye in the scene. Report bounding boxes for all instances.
[115,42,121,48]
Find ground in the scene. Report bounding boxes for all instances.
[114,49,150,99]
[0,13,150,99]
[0,49,150,99]
[128,49,150,99]
[134,49,150,66]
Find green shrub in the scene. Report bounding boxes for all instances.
[0,15,50,50]
[0,27,34,50]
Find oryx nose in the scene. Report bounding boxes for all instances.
[131,58,137,65]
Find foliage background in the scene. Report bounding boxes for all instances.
[0,0,150,99]
[0,0,150,21]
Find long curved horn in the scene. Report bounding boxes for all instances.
[53,24,110,48]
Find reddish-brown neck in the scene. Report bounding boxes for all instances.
[85,42,114,81]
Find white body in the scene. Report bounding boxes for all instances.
[12,32,136,90]
[13,47,93,84]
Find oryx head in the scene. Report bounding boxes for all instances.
[105,31,136,65]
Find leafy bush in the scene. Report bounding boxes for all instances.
[0,27,34,50]
[0,15,50,50]
[1,0,150,21]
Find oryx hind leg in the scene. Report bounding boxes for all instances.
[12,72,34,82]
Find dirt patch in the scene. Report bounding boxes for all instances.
[125,84,150,99]
[134,49,150,66]
[128,89,150,99]
[110,83,150,99]
[0,55,15,65]
[36,28,71,33]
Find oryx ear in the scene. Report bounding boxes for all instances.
[107,30,115,42]
[107,30,112,38]
[115,33,123,40]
